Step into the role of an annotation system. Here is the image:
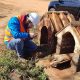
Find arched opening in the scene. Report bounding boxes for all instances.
[39,26,57,56]
[40,26,48,44]
[60,32,75,54]
[49,32,57,53]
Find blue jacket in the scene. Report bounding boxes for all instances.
[8,17,30,39]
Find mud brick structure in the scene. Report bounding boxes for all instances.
[37,11,80,65]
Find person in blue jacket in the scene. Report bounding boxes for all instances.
[4,12,40,58]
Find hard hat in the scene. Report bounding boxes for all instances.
[27,12,40,27]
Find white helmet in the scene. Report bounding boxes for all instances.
[27,12,40,27]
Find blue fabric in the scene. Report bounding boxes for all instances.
[8,17,30,39]
[4,41,8,45]
[7,39,24,57]
[7,39,37,58]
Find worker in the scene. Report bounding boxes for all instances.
[4,12,40,59]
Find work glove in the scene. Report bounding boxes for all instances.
[29,32,37,39]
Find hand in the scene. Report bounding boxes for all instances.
[29,32,37,39]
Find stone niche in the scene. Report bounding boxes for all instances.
[37,11,76,53]
[37,11,80,66]
[56,25,80,54]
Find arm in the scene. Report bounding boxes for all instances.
[8,17,30,39]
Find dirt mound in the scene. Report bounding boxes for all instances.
[36,58,76,80]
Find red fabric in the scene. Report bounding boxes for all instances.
[18,14,26,32]
[18,13,30,33]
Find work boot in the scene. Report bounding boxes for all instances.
[35,45,50,58]
[36,45,48,52]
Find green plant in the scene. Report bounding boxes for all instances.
[0,46,48,80]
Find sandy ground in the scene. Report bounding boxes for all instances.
[0,0,50,44]
[0,0,50,16]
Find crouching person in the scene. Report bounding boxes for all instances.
[4,12,40,59]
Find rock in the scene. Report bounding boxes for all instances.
[9,69,23,80]
[72,53,80,65]
[50,54,71,67]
